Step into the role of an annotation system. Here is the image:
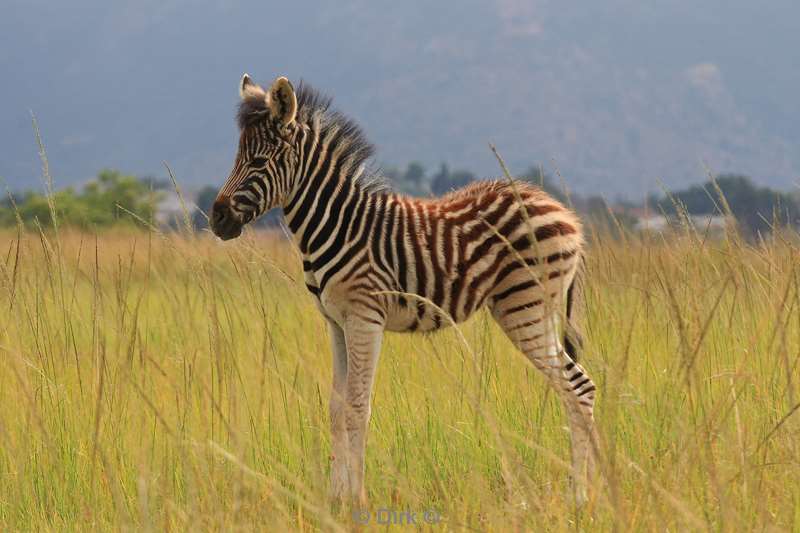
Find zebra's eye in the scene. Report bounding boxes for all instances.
[250,157,267,168]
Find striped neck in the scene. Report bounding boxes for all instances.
[281,119,377,255]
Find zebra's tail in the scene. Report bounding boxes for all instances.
[563,257,585,362]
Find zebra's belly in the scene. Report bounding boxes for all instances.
[383,301,462,333]
[385,309,444,333]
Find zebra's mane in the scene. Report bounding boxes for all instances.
[295,81,389,195]
[236,80,389,195]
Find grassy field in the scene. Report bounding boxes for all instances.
[0,222,798,531]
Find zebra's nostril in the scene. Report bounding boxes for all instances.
[211,198,231,226]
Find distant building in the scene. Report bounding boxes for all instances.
[689,214,731,233]
[634,214,671,232]
[636,214,733,235]
[155,192,200,227]
[617,206,733,235]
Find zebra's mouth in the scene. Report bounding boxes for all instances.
[210,198,244,240]
[214,221,243,241]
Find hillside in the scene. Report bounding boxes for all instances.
[1,0,798,197]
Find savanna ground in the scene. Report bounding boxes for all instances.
[0,218,799,531]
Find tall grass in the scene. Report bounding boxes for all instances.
[0,219,797,531]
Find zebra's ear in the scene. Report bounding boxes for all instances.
[267,76,297,126]
[239,73,266,100]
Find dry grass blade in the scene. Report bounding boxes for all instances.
[1,157,799,530]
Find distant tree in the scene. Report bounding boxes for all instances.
[404,162,425,188]
[581,195,637,235]
[140,175,173,191]
[385,162,429,196]
[0,169,158,228]
[430,163,475,196]
[657,174,800,236]
[383,166,401,184]
[82,169,159,225]
[193,185,219,229]
[520,166,567,203]
[0,189,76,227]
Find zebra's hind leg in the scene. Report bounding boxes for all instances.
[491,294,598,506]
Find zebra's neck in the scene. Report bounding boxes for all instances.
[281,120,379,258]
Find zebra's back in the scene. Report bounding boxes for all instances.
[376,180,583,332]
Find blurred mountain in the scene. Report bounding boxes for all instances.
[1,0,798,198]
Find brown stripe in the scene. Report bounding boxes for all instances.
[428,207,445,307]
[463,201,567,284]
[508,318,543,332]
[351,298,386,320]
[534,221,576,241]
[504,299,544,316]
[442,219,454,275]
[494,250,577,287]
[462,194,515,243]
[406,201,427,319]
[395,200,408,298]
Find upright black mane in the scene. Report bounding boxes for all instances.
[294,81,386,194]
[236,79,386,193]
[294,81,333,118]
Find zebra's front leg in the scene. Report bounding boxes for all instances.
[327,320,350,503]
[342,315,384,505]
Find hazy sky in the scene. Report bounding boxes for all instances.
[2,0,798,197]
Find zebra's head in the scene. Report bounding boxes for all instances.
[211,74,299,240]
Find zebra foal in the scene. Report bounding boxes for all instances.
[210,74,599,506]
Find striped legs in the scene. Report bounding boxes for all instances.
[552,354,598,506]
[327,320,350,501]
[328,316,384,505]
[491,294,598,506]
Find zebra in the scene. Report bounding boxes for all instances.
[210,74,599,506]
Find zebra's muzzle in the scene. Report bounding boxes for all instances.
[210,197,243,241]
